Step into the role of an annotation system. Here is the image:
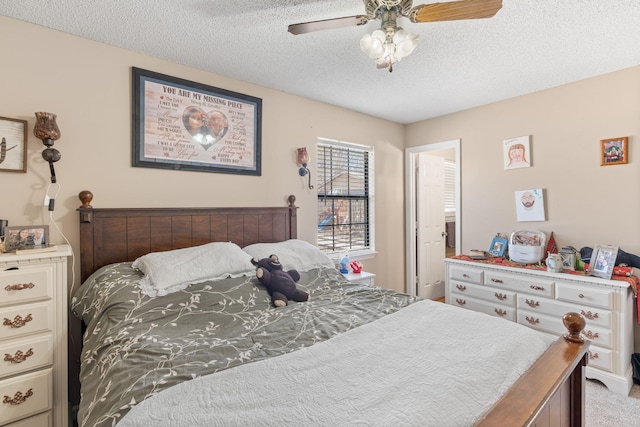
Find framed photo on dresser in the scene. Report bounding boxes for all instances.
[587,244,618,279]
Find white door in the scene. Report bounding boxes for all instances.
[416,153,446,299]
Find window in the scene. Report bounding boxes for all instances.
[316,139,374,258]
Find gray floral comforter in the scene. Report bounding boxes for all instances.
[71,263,417,427]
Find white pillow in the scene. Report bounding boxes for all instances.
[242,239,334,272]
[132,242,254,297]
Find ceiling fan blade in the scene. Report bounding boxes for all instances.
[410,0,502,23]
[288,15,369,35]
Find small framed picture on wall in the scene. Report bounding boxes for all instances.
[600,137,628,166]
[503,135,531,170]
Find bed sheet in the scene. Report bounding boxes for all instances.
[71,263,416,427]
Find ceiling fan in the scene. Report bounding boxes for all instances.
[288,0,503,72]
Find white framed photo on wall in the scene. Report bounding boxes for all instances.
[515,189,545,222]
[504,135,531,170]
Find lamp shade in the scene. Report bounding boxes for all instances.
[33,112,61,141]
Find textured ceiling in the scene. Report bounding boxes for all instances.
[2,0,640,124]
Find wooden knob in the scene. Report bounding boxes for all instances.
[562,312,586,343]
[78,190,93,208]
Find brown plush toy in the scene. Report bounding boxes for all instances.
[251,255,310,307]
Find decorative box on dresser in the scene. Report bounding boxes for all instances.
[0,245,71,427]
[445,258,634,396]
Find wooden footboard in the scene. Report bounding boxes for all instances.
[476,314,590,427]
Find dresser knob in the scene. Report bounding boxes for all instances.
[525,299,540,308]
[3,388,33,405]
[4,348,34,364]
[580,310,599,320]
[456,284,467,291]
[494,308,507,317]
[589,351,599,360]
[2,314,33,329]
[455,298,466,306]
[491,278,504,284]
[582,330,599,340]
[530,285,545,291]
[525,316,540,325]
[4,283,35,292]
[494,292,507,301]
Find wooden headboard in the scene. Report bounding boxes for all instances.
[70,191,298,407]
[77,191,298,282]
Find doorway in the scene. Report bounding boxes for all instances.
[405,140,461,298]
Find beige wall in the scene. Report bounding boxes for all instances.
[406,66,640,256]
[3,14,640,301]
[0,17,405,292]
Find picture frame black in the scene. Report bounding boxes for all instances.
[132,67,262,176]
[587,244,618,279]
[0,116,28,173]
[4,225,49,252]
[489,237,508,257]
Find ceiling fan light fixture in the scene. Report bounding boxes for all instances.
[360,27,418,70]
[360,30,386,59]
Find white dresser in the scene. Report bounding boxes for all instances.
[445,258,635,396]
[0,245,71,426]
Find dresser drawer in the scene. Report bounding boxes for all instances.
[518,310,612,348]
[555,282,613,310]
[4,410,51,427]
[0,334,53,380]
[450,295,516,321]
[0,302,52,342]
[0,368,52,426]
[587,345,613,373]
[451,281,516,307]
[516,294,612,329]
[449,265,483,285]
[484,271,555,298]
[0,266,53,308]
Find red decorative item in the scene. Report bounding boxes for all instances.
[350,260,363,273]
[546,232,558,254]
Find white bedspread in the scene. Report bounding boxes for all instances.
[119,300,556,427]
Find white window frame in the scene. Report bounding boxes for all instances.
[316,137,375,263]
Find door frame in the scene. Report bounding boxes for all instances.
[405,140,461,296]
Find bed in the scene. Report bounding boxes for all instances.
[71,192,590,427]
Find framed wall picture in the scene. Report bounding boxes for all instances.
[4,225,49,252]
[488,237,508,257]
[515,188,545,222]
[587,245,618,279]
[600,137,628,166]
[503,135,531,170]
[132,67,262,176]
[0,116,28,173]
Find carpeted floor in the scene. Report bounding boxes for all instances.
[586,380,640,426]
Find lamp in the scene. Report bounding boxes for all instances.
[34,112,61,183]
[296,147,314,190]
[360,9,419,72]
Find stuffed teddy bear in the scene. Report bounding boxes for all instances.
[251,255,310,307]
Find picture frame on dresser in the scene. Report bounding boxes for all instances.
[588,244,618,279]
[488,237,508,257]
[4,225,49,252]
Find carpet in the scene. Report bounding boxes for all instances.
[586,380,640,426]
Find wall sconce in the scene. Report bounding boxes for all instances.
[34,112,61,183]
[297,147,314,190]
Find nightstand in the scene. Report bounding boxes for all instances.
[341,271,376,286]
[0,244,71,427]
